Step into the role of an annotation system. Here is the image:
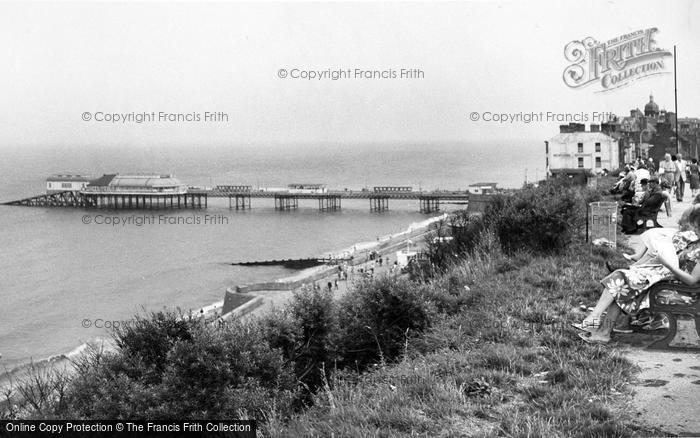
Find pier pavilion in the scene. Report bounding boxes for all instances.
[81,174,206,209]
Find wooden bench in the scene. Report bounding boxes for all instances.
[645,281,700,350]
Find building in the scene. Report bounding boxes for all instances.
[216,185,252,192]
[373,186,413,193]
[82,174,187,194]
[287,183,327,194]
[466,182,498,195]
[678,117,700,159]
[545,123,619,178]
[46,175,92,194]
[615,94,698,163]
[544,94,700,172]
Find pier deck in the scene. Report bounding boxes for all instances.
[3,188,479,213]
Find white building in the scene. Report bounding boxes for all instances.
[467,182,498,195]
[82,174,187,194]
[287,183,327,194]
[46,175,92,194]
[546,124,619,176]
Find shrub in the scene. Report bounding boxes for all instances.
[336,276,437,370]
[54,313,297,420]
[287,287,339,392]
[429,181,605,262]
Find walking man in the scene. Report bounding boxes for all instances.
[677,153,687,201]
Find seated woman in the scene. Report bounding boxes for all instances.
[577,206,700,344]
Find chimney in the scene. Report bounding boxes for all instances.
[590,124,600,132]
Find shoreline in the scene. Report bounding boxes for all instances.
[221,212,448,318]
[0,212,450,392]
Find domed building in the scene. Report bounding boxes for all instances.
[644,94,659,118]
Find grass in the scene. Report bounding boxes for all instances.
[263,243,643,437]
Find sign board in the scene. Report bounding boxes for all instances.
[589,201,617,248]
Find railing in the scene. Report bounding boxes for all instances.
[82,186,188,194]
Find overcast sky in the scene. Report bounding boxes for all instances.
[1,0,698,149]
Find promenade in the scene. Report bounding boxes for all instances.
[623,193,700,436]
[238,230,430,322]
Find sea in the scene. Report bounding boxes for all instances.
[0,141,543,371]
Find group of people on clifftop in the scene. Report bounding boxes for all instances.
[576,201,700,344]
[576,157,700,344]
[612,154,700,234]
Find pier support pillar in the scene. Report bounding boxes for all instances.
[274,195,298,210]
[318,195,341,211]
[370,196,389,212]
[419,196,440,213]
[229,194,251,210]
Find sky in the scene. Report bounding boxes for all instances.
[0,0,698,149]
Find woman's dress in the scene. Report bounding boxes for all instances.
[601,230,699,314]
[689,164,700,190]
[660,160,677,187]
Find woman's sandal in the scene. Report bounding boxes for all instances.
[642,316,670,331]
[577,332,610,345]
[570,321,601,331]
[630,315,654,326]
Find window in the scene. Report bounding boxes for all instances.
[577,142,584,153]
[595,142,601,152]
[578,157,584,168]
[61,183,72,188]
[595,157,601,168]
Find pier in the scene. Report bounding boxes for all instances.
[3,174,483,213]
[3,189,477,212]
[192,188,474,213]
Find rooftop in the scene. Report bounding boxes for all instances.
[548,131,615,143]
[46,174,92,182]
[85,174,186,190]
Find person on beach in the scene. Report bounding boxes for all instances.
[576,206,700,344]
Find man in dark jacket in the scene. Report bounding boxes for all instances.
[620,177,664,234]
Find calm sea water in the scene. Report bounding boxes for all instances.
[0,142,542,369]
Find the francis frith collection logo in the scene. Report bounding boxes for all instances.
[563,28,671,92]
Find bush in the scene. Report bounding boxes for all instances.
[429,181,605,264]
[54,313,298,420]
[286,287,339,393]
[336,276,437,370]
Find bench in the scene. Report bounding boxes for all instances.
[637,206,664,230]
[645,281,700,350]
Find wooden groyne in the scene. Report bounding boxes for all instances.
[231,257,353,269]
